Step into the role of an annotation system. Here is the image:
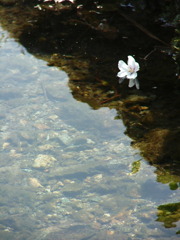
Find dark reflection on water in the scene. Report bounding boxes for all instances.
[0,0,180,239]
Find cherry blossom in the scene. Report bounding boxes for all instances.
[54,0,74,3]
[117,55,140,89]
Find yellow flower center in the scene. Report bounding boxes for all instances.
[128,67,134,73]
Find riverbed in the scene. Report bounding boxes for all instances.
[0,24,179,240]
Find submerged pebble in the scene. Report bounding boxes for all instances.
[29,177,43,188]
[33,154,57,168]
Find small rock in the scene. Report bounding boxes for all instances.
[29,178,43,188]
[19,119,28,126]
[94,174,103,182]
[58,130,72,145]
[2,142,10,149]
[107,230,115,235]
[34,123,50,130]
[64,179,75,184]
[57,181,64,186]
[48,115,59,120]
[38,144,54,151]
[33,154,57,168]
[10,149,22,158]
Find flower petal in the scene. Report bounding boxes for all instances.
[128,56,136,69]
[134,62,140,72]
[118,60,129,71]
[126,72,137,79]
[135,79,140,89]
[128,79,135,88]
[117,70,127,78]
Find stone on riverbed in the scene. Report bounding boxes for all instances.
[33,154,57,169]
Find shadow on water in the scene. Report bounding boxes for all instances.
[0,0,180,239]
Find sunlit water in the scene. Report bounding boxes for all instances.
[0,26,179,240]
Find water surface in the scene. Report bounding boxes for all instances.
[0,26,179,240]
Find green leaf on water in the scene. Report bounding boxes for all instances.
[131,160,141,174]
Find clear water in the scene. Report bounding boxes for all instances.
[0,26,179,240]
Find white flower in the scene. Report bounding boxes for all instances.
[117,55,140,89]
[54,0,74,3]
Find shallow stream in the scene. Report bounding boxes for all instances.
[0,25,179,240]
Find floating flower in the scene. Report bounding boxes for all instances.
[43,0,74,3]
[54,0,74,3]
[117,55,140,89]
